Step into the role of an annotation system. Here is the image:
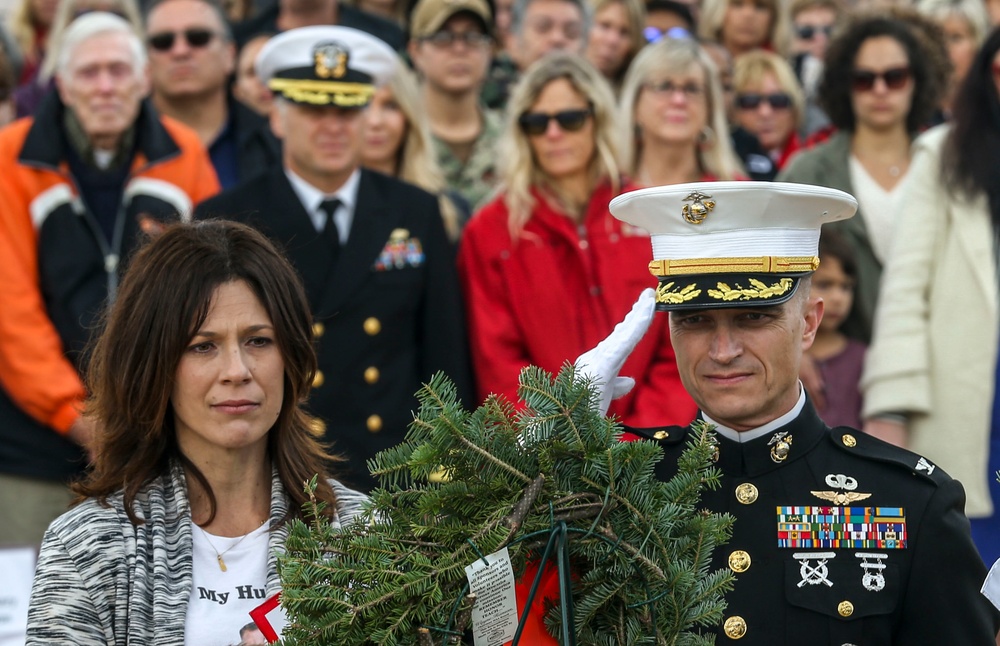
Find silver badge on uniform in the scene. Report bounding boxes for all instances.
[856,552,888,592]
[915,457,935,475]
[793,552,836,587]
[825,474,858,490]
[768,431,793,463]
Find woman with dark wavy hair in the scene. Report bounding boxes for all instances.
[861,27,1000,564]
[779,9,949,344]
[26,220,367,645]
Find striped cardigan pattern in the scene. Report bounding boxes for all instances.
[25,463,368,645]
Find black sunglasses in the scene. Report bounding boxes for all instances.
[148,28,217,52]
[851,66,911,92]
[795,24,833,40]
[518,108,592,136]
[735,92,792,110]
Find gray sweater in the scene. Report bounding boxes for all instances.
[26,463,368,645]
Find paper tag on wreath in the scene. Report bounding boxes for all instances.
[464,547,518,646]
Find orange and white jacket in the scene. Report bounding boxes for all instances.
[0,94,219,481]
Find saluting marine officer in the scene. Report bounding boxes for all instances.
[599,182,1000,644]
[195,26,471,491]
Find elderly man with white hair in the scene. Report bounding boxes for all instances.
[0,11,219,547]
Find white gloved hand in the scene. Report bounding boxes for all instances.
[573,287,657,415]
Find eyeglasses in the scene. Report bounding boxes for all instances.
[735,92,792,110]
[795,24,833,40]
[645,79,704,98]
[147,28,217,52]
[518,108,592,136]
[422,30,492,48]
[850,66,912,92]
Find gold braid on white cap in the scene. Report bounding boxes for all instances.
[648,256,820,277]
[268,79,374,106]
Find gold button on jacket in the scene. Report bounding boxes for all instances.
[728,550,751,573]
[735,483,758,504]
[363,317,381,336]
[364,366,380,384]
[723,616,747,639]
[367,414,383,433]
[312,370,324,388]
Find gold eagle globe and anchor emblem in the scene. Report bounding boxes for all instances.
[681,191,716,225]
[314,42,348,79]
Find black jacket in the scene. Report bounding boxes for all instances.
[194,168,472,490]
[229,95,281,184]
[633,401,1000,645]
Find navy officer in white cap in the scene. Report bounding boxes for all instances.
[582,181,1000,644]
[195,27,471,491]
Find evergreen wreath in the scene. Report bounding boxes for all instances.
[278,366,734,645]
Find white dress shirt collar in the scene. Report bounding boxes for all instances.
[702,383,807,443]
[284,168,361,243]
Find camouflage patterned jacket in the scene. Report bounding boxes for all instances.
[433,107,503,212]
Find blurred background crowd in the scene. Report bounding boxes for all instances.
[1,0,1000,572]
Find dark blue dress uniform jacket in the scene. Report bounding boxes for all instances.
[632,401,1000,645]
[194,168,472,490]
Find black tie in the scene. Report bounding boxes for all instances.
[319,198,342,259]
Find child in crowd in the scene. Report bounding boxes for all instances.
[806,230,866,428]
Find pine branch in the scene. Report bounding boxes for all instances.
[278,367,733,645]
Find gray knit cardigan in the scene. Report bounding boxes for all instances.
[25,462,368,645]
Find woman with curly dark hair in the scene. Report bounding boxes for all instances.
[778,10,949,344]
[862,27,1000,564]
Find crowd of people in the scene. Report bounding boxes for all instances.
[0,0,999,640]
[2,0,1000,620]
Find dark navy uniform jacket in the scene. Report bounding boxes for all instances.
[633,400,1000,645]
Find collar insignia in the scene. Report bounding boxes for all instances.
[768,431,792,463]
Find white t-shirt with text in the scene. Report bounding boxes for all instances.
[184,521,285,646]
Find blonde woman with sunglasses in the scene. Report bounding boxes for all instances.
[458,53,696,439]
[731,50,806,178]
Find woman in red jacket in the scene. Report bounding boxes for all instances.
[459,52,696,644]
[458,52,695,431]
